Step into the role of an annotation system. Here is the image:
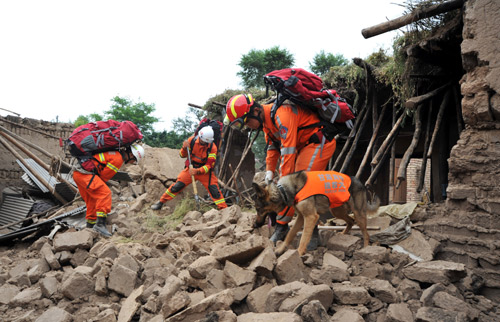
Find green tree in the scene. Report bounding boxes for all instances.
[309,51,349,76]
[105,96,159,136]
[73,113,103,127]
[237,46,294,89]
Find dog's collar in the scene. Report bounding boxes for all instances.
[276,183,290,205]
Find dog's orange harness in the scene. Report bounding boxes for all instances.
[294,171,351,208]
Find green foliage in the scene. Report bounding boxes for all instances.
[105,96,159,136]
[309,51,348,76]
[73,113,103,127]
[237,46,294,89]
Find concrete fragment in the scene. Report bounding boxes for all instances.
[266,281,333,313]
[331,283,371,305]
[34,307,72,322]
[403,260,466,285]
[247,283,274,313]
[330,308,364,322]
[294,299,329,322]
[394,229,439,261]
[433,291,480,320]
[188,255,221,279]
[223,260,256,287]
[39,275,59,298]
[9,287,42,306]
[53,230,94,252]
[211,235,270,264]
[28,257,50,283]
[273,250,305,284]
[415,307,468,322]
[108,263,138,297]
[386,303,413,322]
[95,308,117,322]
[161,291,191,318]
[322,252,348,270]
[325,233,362,256]
[366,279,399,303]
[96,242,120,260]
[117,285,144,322]
[248,246,276,277]
[165,289,234,322]
[60,268,95,300]
[40,243,61,270]
[353,245,389,262]
[0,284,19,304]
[310,265,349,285]
[237,312,302,322]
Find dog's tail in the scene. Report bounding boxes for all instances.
[366,193,381,215]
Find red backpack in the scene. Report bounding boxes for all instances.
[264,68,355,140]
[66,120,143,172]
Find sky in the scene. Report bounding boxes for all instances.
[0,0,405,131]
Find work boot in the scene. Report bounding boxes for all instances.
[151,201,164,211]
[86,222,95,228]
[270,223,289,245]
[94,217,112,237]
[306,225,320,251]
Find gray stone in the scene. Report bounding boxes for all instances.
[331,283,371,305]
[211,235,271,264]
[248,246,276,277]
[353,245,389,262]
[403,260,466,285]
[9,287,42,306]
[60,268,95,300]
[247,283,274,313]
[117,285,144,322]
[39,275,59,298]
[53,230,94,252]
[415,306,468,322]
[0,284,19,304]
[188,255,221,279]
[330,308,364,322]
[28,258,50,284]
[274,250,306,284]
[366,279,399,304]
[386,303,413,322]
[266,281,333,313]
[108,263,138,296]
[165,289,234,322]
[34,307,72,322]
[326,234,362,256]
[237,312,302,322]
[40,243,61,270]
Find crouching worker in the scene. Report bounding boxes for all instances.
[151,126,227,211]
[73,144,145,237]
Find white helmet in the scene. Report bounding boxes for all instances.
[199,126,214,144]
[130,143,145,163]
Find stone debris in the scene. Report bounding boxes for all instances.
[0,145,499,321]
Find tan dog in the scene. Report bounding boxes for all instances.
[252,170,380,256]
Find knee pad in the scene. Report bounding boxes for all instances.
[170,181,186,193]
[208,185,221,199]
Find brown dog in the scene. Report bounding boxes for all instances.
[252,170,380,256]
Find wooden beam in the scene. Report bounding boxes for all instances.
[361,0,464,39]
[404,82,451,110]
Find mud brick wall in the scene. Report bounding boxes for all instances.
[0,116,74,195]
[422,0,500,300]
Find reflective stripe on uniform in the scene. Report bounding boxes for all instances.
[214,198,226,205]
[306,145,321,171]
[281,146,296,155]
[165,189,176,198]
[96,211,107,218]
[201,165,209,173]
[106,162,119,173]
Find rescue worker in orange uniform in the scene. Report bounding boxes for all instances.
[225,94,336,249]
[151,126,228,211]
[73,143,145,237]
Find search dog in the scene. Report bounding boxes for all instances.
[252,170,380,256]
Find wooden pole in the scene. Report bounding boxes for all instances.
[404,82,451,109]
[361,0,464,39]
[427,90,451,158]
[340,102,372,173]
[0,116,61,139]
[417,100,434,193]
[396,104,423,189]
[371,110,406,167]
[356,99,389,178]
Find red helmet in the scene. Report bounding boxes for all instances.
[225,94,254,123]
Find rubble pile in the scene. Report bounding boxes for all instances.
[0,201,499,321]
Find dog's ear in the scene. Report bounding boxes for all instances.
[252,182,267,199]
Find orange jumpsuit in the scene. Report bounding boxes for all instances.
[294,171,351,208]
[261,103,337,224]
[73,151,124,225]
[159,134,227,209]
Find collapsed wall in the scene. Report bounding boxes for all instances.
[0,116,74,196]
[422,0,500,300]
